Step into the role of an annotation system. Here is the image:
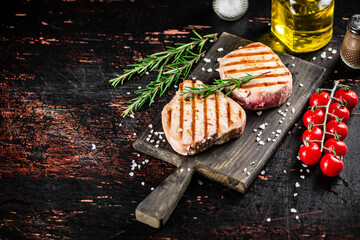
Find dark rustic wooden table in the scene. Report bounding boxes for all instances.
[1,0,359,239]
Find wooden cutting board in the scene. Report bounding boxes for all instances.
[133,32,327,228]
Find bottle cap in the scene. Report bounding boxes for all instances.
[348,14,360,35]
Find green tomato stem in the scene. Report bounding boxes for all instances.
[320,80,340,152]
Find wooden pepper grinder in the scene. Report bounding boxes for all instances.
[340,14,360,69]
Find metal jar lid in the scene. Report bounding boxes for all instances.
[348,14,360,34]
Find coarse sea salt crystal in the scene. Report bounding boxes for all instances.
[259,123,266,129]
[256,111,262,116]
[328,47,333,52]
[302,163,308,168]
[300,175,305,179]
[244,168,247,172]
[291,56,295,60]
[291,108,295,114]
[91,144,96,149]
[204,58,211,63]
[259,141,265,145]
[294,193,298,197]
[138,86,142,89]
[192,76,197,80]
[291,63,295,67]
[290,208,297,213]
[253,129,257,132]
[295,215,299,220]
[261,170,265,175]
[295,182,300,187]
[145,159,149,163]
[299,83,304,87]
[217,57,222,62]
[276,129,282,134]
[266,218,271,222]
[141,182,145,186]
[130,114,135,118]
[321,51,326,58]
[151,187,154,191]
[332,49,337,54]
[217,47,224,52]
[247,171,251,176]
[129,172,134,176]
[215,68,219,72]
[207,68,213,72]
[201,67,205,71]
[312,56,316,61]
[127,92,130,95]
[256,137,261,142]
[328,56,333,59]
[267,138,272,142]
[287,102,291,106]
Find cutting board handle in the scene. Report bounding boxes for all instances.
[135,166,195,228]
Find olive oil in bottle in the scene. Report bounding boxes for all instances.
[271,0,334,53]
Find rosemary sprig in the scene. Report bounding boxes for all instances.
[121,50,204,117]
[109,31,218,87]
[180,72,270,99]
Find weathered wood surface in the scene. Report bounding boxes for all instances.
[1,0,360,239]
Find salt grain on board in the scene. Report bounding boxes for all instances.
[295,182,300,187]
[266,218,271,222]
[217,47,224,52]
[290,208,297,213]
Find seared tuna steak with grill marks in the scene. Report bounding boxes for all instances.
[162,80,246,156]
[219,42,292,110]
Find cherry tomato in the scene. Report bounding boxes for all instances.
[324,138,347,157]
[303,108,325,128]
[298,143,322,165]
[328,103,350,123]
[325,120,348,140]
[320,153,344,177]
[334,88,358,111]
[302,126,323,147]
[309,91,331,110]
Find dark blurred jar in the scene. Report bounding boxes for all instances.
[340,14,360,69]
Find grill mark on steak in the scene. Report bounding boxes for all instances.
[167,109,172,129]
[222,57,279,67]
[179,82,184,139]
[225,64,284,75]
[227,101,231,128]
[241,80,289,89]
[240,42,265,49]
[226,51,273,58]
[191,81,196,142]
[204,94,208,138]
[215,92,220,134]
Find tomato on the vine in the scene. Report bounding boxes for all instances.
[324,138,347,157]
[328,103,350,123]
[325,120,348,140]
[309,91,330,110]
[303,108,325,127]
[320,153,344,177]
[334,88,358,111]
[298,142,322,165]
[302,126,323,147]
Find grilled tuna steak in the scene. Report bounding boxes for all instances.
[219,42,292,110]
[162,80,246,156]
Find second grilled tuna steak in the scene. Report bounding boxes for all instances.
[162,80,246,156]
[219,42,292,110]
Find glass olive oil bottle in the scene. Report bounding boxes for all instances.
[271,0,334,53]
